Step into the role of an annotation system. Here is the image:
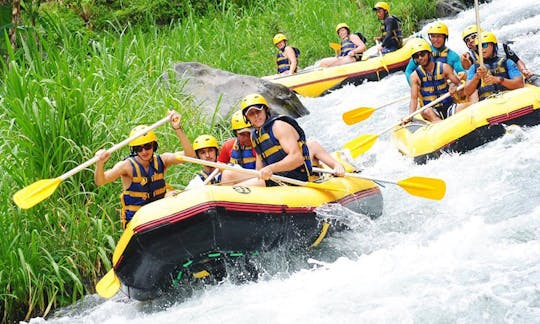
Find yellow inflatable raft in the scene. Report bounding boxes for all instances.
[264,41,416,97]
[391,85,540,164]
[109,176,382,300]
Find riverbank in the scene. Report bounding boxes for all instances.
[0,0,437,321]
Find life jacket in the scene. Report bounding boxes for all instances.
[380,15,403,49]
[432,46,449,64]
[477,57,509,100]
[340,37,356,57]
[121,155,166,228]
[230,139,256,169]
[416,61,454,111]
[468,48,479,64]
[276,46,300,73]
[196,170,222,184]
[252,115,312,182]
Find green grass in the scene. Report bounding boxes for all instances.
[0,0,436,321]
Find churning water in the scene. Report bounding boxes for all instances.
[32,0,540,322]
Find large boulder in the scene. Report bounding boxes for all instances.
[165,62,309,119]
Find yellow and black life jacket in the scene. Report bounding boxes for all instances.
[120,155,166,228]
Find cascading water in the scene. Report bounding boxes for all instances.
[31,0,540,322]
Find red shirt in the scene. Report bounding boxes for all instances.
[218,138,256,164]
[218,138,236,163]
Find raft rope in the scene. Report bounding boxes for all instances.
[172,251,260,287]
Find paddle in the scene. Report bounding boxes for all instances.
[13,115,171,209]
[96,269,121,298]
[176,155,345,192]
[376,40,389,73]
[474,0,484,67]
[329,42,341,55]
[342,95,409,125]
[203,168,221,185]
[343,84,465,157]
[312,167,446,200]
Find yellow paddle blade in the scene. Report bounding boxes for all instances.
[96,269,121,299]
[342,134,378,158]
[397,176,446,200]
[329,42,341,53]
[304,180,346,192]
[342,107,375,125]
[13,178,63,209]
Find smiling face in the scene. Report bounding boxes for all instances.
[428,34,446,48]
[413,50,431,67]
[245,106,267,129]
[275,40,286,50]
[464,33,477,50]
[337,27,349,39]
[133,143,155,163]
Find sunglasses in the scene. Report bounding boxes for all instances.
[133,142,154,153]
[481,42,490,49]
[412,51,429,60]
[464,34,477,43]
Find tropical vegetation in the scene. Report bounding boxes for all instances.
[0,0,437,321]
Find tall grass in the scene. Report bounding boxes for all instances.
[0,0,436,321]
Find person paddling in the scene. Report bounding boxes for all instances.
[94,111,195,229]
[464,32,524,102]
[372,2,402,54]
[408,39,465,123]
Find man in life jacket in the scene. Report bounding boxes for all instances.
[408,39,465,123]
[464,32,524,102]
[185,134,222,189]
[373,2,402,54]
[220,108,346,185]
[460,25,534,80]
[273,33,299,76]
[94,111,195,229]
[319,23,366,67]
[238,93,313,186]
[405,21,465,85]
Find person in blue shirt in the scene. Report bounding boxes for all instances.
[460,25,534,81]
[464,32,524,102]
[405,21,465,85]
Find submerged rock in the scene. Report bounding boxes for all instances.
[165,62,309,119]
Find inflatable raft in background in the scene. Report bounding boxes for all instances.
[110,176,383,300]
[391,85,540,164]
[263,40,416,97]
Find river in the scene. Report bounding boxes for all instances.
[30,0,540,322]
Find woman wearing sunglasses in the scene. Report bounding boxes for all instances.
[408,39,465,123]
[94,111,196,229]
[464,32,525,102]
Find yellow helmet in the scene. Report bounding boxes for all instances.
[231,110,252,131]
[193,134,219,151]
[410,39,432,57]
[335,23,350,34]
[273,33,287,45]
[240,93,269,115]
[461,24,482,41]
[129,125,158,147]
[373,1,390,12]
[428,21,449,36]
[475,31,497,45]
